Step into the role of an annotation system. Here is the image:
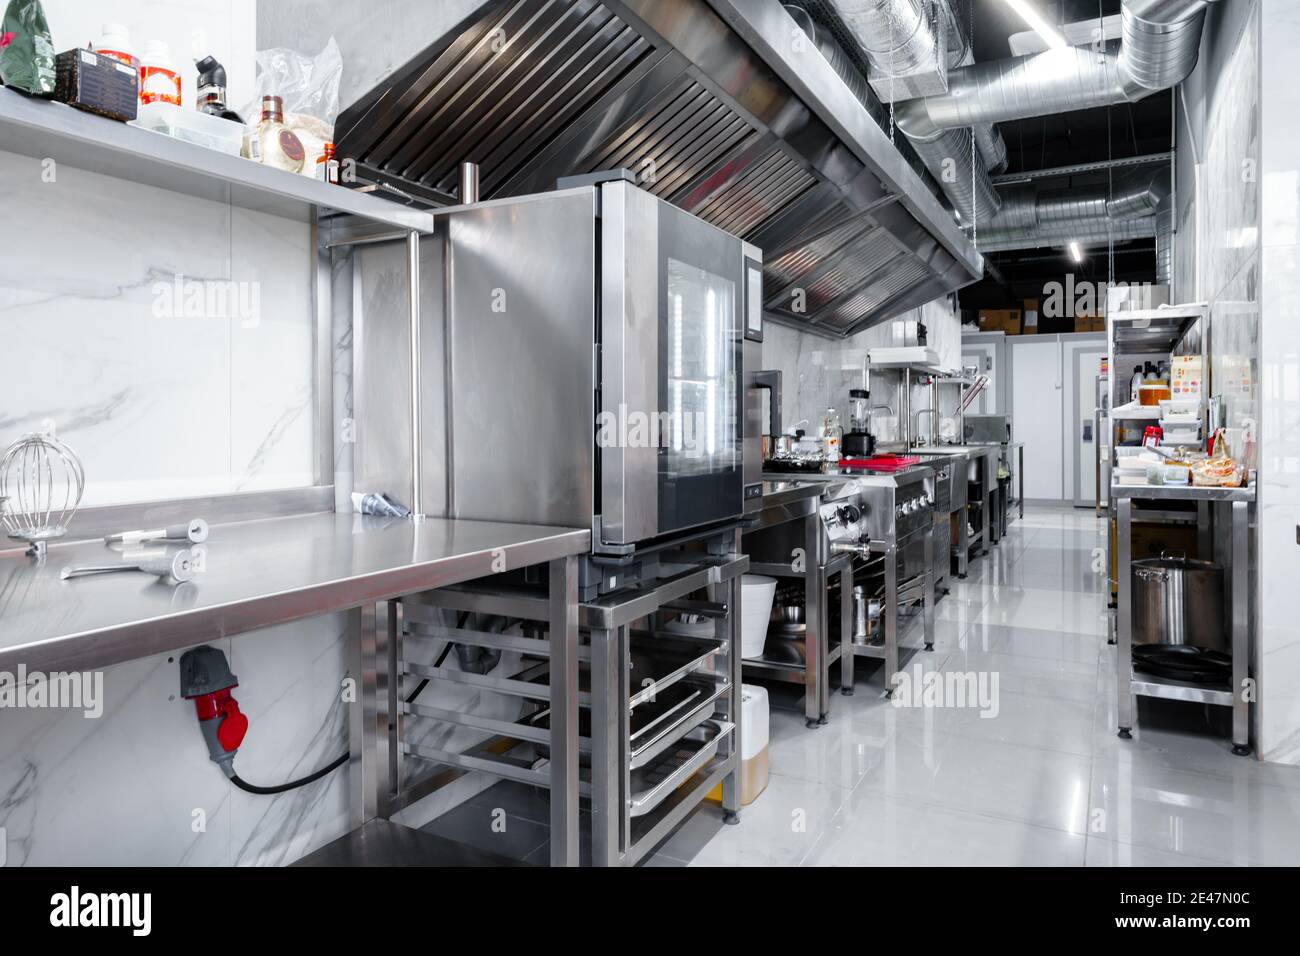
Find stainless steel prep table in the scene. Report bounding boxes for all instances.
[743,480,851,727]
[0,512,591,865]
[1112,482,1255,754]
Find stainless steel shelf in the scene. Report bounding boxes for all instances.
[0,88,434,231]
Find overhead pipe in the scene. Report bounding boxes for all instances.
[895,0,1220,139]
[820,0,1006,223]
[975,168,1169,252]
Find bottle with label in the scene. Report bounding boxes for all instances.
[315,142,339,184]
[93,23,138,70]
[139,40,181,107]
[242,95,306,173]
[820,407,842,462]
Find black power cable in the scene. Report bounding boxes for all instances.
[229,751,349,795]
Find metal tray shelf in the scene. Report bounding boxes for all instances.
[523,677,726,769]
[627,720,733,818]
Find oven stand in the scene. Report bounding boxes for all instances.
[847,532,936,697]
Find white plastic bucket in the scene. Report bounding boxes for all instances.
[740,574,777,659]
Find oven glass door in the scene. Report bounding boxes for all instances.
[657,216,743,537]
[660,254,743,535]
[599,183,745,545]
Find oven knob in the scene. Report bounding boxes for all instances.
[836,504,861,526]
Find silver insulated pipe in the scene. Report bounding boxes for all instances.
[977,168,1170,252]
[819,0,1005,224]
[896,0,1220,137]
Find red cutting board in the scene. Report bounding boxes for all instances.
[841,454,920,471]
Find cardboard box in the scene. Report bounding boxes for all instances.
[1074,312,1106,333]
[978,309,1022,334]
[54,48,138,122]
[1023,299,1040,334]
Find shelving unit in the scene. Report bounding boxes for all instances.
[0,87,434,230]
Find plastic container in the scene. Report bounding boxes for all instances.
[1159,399,1200,423]
[94,23,138,70]
[740,574,777,659]
[1138,383,1172,406]
[139,40,181,107]
[132,102,243,155]
[707,684,769,806]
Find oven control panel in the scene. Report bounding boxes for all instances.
[893,490,933,539]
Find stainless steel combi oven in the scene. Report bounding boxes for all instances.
[354,175,760,595]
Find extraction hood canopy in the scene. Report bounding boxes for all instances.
[336,0,983,339]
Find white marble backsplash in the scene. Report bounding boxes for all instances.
[0,149,317,506]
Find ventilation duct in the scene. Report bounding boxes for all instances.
[976,168,1169,253]
[896,0,1220,139]
[817,0,1006,224]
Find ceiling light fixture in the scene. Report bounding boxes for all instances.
[1068,241,1083,263]
[1001,0,1068,50]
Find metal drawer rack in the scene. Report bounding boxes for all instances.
[382,540,747,867]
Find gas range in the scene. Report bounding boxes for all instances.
[763,464,935,552]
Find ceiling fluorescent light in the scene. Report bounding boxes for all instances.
[1068,241,1083,263]
[1001,0,1067,51]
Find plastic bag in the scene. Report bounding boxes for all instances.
[0,0,55,96]
[241,37,342,174]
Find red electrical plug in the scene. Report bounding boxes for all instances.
[179,646,249,774]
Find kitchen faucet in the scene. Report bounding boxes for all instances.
[914,408,939,447]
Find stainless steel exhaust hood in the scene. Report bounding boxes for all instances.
[336,0,983,339]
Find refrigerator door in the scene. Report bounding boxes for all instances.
[599,181,746,546]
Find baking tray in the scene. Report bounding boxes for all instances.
[628,720,733,817]
[524,677,726,769]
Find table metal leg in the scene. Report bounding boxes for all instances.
[716,573,743,822]
[589,625,619,865]
[923,529,935,651]
[548,556,579,866]
[1019,445,1025,519]
[1116,498,1134,739]
[839,565,854,696]
[347,603,382,829]
[804,514,825,727]
[980,481,991,555]
[1231,500,1252,756]
[956,509,969,578]
[883,546,900,697]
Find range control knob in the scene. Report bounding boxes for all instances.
[835,504,861,526]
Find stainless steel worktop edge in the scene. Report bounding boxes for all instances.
[0,515,590,675]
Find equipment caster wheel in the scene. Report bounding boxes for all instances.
[1233,744,1252,757]
[1107,637,1116,645]
[1118,727,1132,740]
[883,689,894,700]
[723,810,740,825]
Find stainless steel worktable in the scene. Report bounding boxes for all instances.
[0,511,591,866]
[0,512,590,674]
[1111,481,1255,755]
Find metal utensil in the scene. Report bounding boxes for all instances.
[61,549,195,584]
[105,518,209,545]
[0,433,85,558]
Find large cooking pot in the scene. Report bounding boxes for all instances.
[1131,556,1228,684]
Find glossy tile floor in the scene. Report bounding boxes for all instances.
[646,504,1300,867]
[425,505,1300,866]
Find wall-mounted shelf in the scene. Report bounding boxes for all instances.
[0,88,434,231]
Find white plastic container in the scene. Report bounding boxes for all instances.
[94,23,138,69]
[139,40,181,107]
[736,684,770,805]
[740,574,777,659]
[132,102,244,155]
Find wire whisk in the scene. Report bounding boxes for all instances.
[0,433,86,558]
